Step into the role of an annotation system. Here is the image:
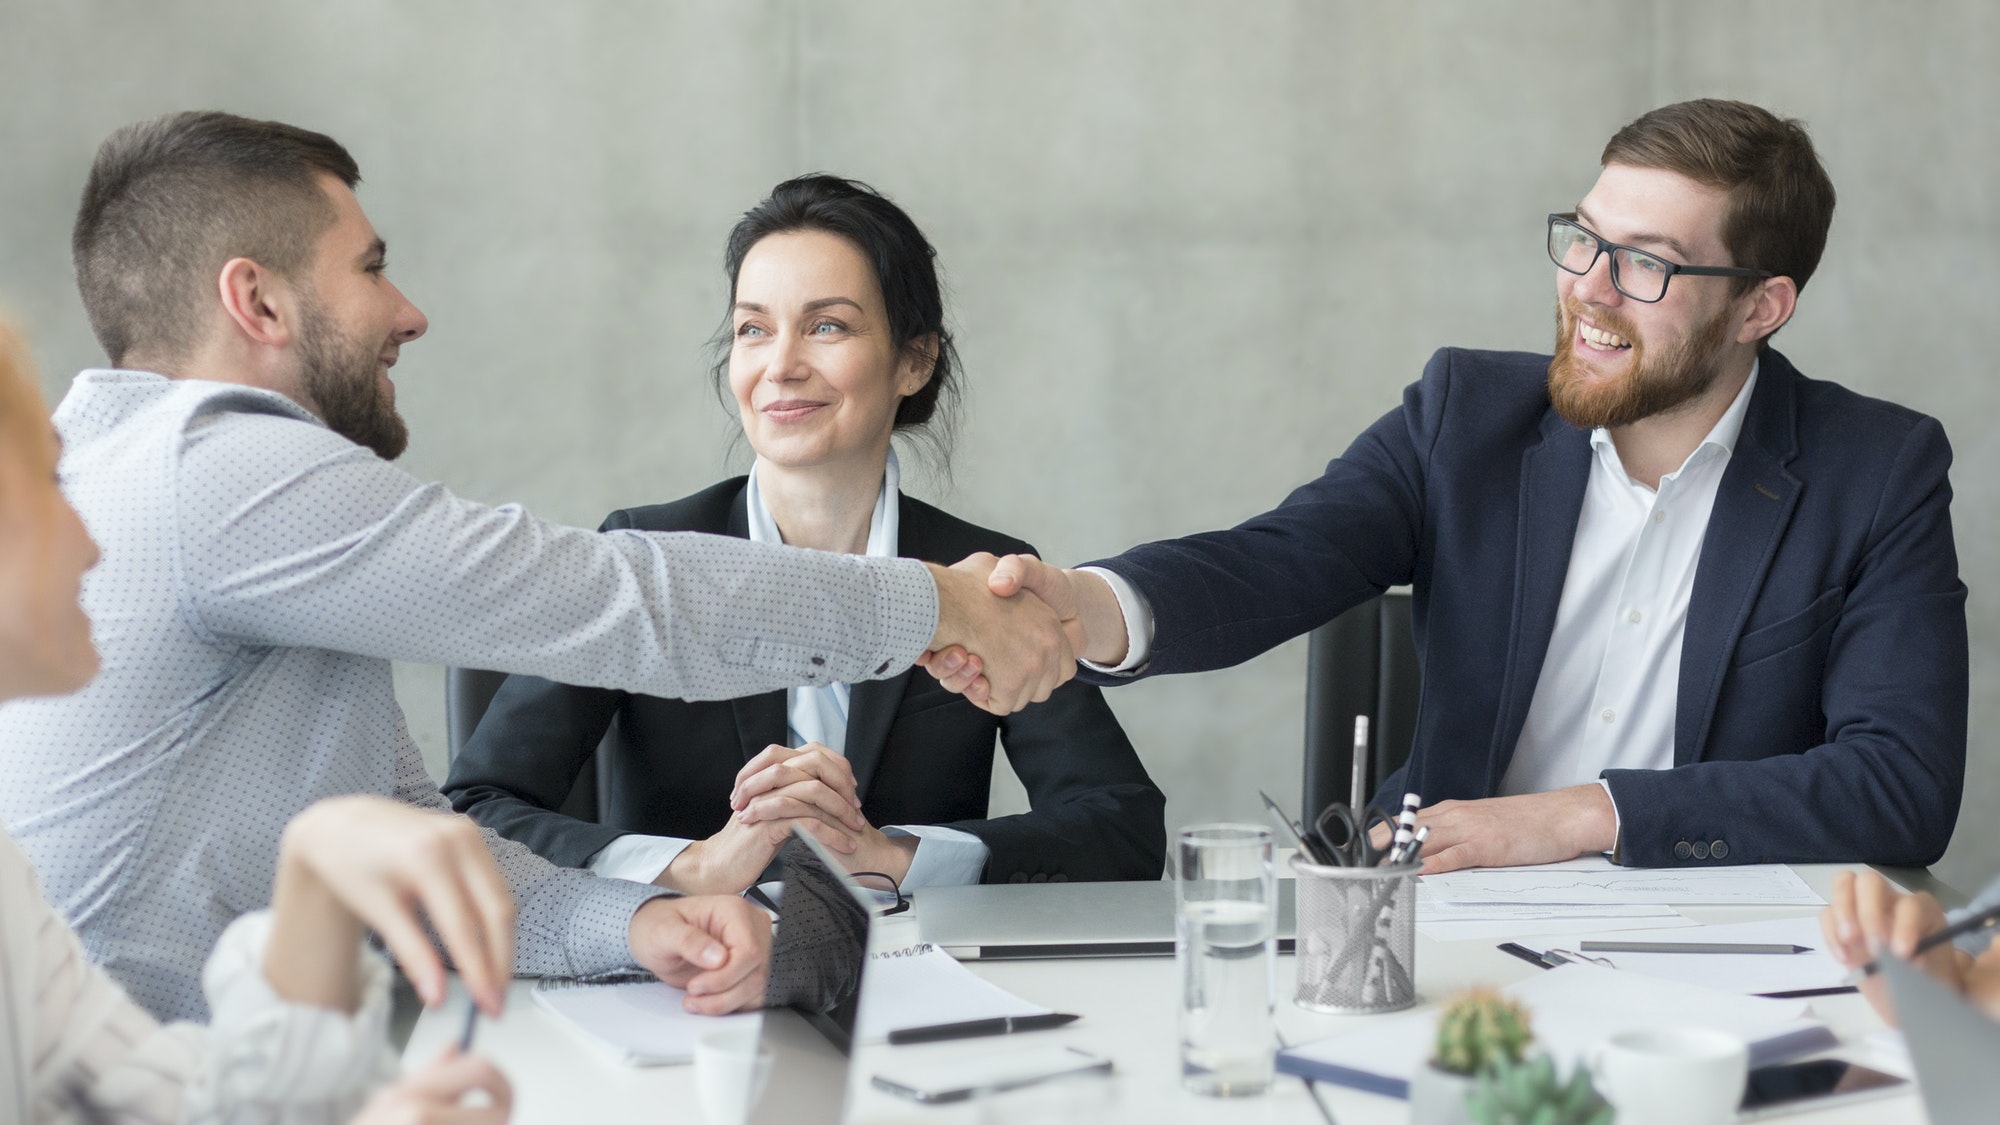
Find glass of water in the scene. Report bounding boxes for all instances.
[1175,823,1276,1096]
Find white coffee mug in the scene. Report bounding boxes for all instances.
[1585,1026,1749,1125]
[694,1028,773,1125]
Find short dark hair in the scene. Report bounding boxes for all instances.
[712,174,960,461]
[1601,99,1836,297]
[72,111,360,366]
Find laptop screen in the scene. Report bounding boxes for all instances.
[745,829,878,1125]
[762,830,876,1052]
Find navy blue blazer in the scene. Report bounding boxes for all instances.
[1084,347,1966,867]
[446,479,1166,884]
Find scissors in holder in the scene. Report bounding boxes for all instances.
[1309,802,1398,868]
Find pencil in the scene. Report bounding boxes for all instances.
[1579,941,1811,955]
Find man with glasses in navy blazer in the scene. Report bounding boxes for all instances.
[930,98,1967,872]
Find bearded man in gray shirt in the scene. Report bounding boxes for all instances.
[0,111,1072,1020]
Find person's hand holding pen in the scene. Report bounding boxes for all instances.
[269,797,518,1123]
[1819,870,1975,1025]
[267,795,515,1017]
[1362,786,1618,874]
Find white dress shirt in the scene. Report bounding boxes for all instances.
[588,450,991,889]
[1094,364,1760,835]
[0,371,940,1020]
[1503,365,1759,802]
[4,826,398,1124]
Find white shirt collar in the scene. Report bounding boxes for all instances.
[1590,358,1760,486]
[744,446,901,559]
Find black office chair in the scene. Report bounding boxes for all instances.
[1301,589,1420,819]
[446,667,606,822]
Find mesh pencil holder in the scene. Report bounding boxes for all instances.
[1290,853,1418,1014]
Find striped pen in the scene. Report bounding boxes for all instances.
[1384,792,1421,864]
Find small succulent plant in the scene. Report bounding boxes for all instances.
[1467,1053,1614,1125]
[1432,988,1534,1076]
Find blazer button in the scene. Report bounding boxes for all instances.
[1690,841,1710,860]
[1710,840,1729,860]
[1029,873,1050,883]
[1008,872,1028,884]
[1673,841,1693,860]
[1050,874,1068,883]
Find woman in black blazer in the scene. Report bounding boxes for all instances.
[445,175,1164,894]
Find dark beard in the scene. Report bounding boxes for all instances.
[1546,298,1732,430]
[296,294,409,460]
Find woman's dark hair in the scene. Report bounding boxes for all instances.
[712,174,960,463]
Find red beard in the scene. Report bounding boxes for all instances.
[1547,297,1731,430]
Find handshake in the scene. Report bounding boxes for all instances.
[919,554,1131,714]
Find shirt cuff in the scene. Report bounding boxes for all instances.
[870,555,943,677]
[586,833,696,885]
[563,875,676,978]
[202,910,400,1105]
[1597,778,1625,863]
[882,825,990,889]
[1075,567,1153,675]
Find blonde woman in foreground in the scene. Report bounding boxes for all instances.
[0,321,513,1123]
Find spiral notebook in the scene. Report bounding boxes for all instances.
[534,942,1050,1066]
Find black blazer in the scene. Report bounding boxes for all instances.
[1085,347,1966,868]
[446,479,1166,883]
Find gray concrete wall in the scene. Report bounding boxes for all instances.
[3,1,1994,890]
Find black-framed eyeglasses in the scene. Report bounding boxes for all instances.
[848,871,909,916]
[1547,213,1771,304]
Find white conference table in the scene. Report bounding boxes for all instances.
[405,863,1924,1124]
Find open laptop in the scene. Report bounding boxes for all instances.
[743,829,880,1125]
[1879,951,2000,1125]
[911,878,1297,959]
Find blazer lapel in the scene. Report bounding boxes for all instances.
[842,493,931,797]
[719,490,791,762]
[1487,408,1592,790]
[1676,358,1802,765]
[843,677,911,798]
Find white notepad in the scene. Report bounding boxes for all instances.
[533,977,759,1065]
[854,943,1051,1042]
[533,943,1050,1065]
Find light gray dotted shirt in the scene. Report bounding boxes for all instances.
[0,370,939,1021]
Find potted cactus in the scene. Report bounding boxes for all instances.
[1410,989,1534,1125]
[1467,1053,1613,1125]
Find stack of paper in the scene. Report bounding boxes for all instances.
[1418,899,1696,942]
[1277,963,1834,1098]
[1421,856,1826,905]
[1416,856,1823,942]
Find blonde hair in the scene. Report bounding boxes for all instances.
[0,319,48,441]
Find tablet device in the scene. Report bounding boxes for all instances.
[1737,1058,1908,1118]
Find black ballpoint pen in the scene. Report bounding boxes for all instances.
[458,997,480,1052]
[1852,900,2000,980]
[888,1012,1080,1045]
[1260,790,1337,866]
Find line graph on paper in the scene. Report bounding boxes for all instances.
[1420,860,1824,907]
